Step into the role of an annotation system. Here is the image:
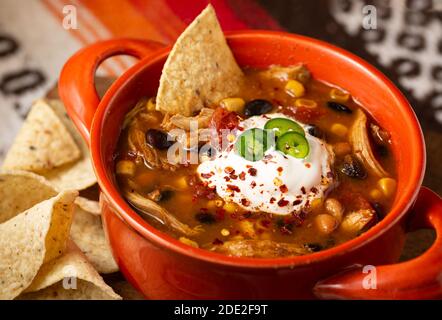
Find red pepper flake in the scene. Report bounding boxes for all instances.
[201,172,213,179]
[212,238,224,245]
[229,173,238,180]
[248,168,257,176]
[269,197,276,204]
[239,172,246,181]
[227,184,240,192]
[246,165,252,169]
[223,176,231,182]
[241,198,250,206]
[277,198,289,207]
[305,163,311,168]
[189,174,216,200]
[279,184,288,193]
[310,187,318,194]
[224,167,234,174]
[300,186,306,194]
[277,167,283,173]
[250,181,257,188]
[215,208,225,221]
[293,199,302,206]
[260,219,271,228]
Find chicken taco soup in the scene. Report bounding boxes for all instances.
[114,6,397,259]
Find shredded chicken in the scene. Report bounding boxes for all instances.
[349,109,388,177]
[340,209,377,235]
[127,126,178,171]
[124,189,203,236]
[258,64,311,83]
[123,99,147,129]
[209,239,311,258]
[162,107,214,131]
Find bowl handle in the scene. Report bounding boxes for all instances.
[313,187,442,299]
[59,38,164,144]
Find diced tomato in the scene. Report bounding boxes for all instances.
[210,107,240,134]
[282,106,324,123]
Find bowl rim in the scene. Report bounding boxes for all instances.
[91,30,426,269]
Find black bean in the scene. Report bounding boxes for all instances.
[306,124,325,139]
[341,154,367,179]
[244,99,273,116]
[159,190,174,202]
[145,129,174,150]
[327,101,353,114]
[195,212,216,224]
[371,202,384,219]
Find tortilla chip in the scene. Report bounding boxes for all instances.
[42,99,97,191]
[0,171,57,224]
[0,191,77,300]
[1,99,97,191]
[105,278,144,300]
[2,101,80,172]
[74,196,101,215]
[70,203,119,274]
[20,241,121,300]
[156,4,244,116]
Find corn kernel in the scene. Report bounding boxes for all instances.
[220,97,245,113]
[330,88,350,103]
[227,133,236,142]
[174,176,188,189]
[179,237,199,248]
[239,220,255,237]
[310,198,323,210]
[146,97,156,111]
[370,189,383,200]
[378,178,397,197]
[330,123,348,137]
[116,160,136,176]
[273,177,283,186]
[295,98,317,109]
[285,80,305,98]
[223,202,237,214]
[221,228,230,236]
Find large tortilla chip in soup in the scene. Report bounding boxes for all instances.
[156,4,244,116]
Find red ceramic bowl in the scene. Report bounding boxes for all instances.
[59,31,442,299]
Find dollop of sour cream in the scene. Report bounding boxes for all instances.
[197,113,335,215]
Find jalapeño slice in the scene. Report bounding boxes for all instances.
[264,118,304,138]
[276,131,309,159]
[235,128,273,161]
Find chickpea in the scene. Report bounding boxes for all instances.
[315,214,338,235]
[324,198,344,223]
